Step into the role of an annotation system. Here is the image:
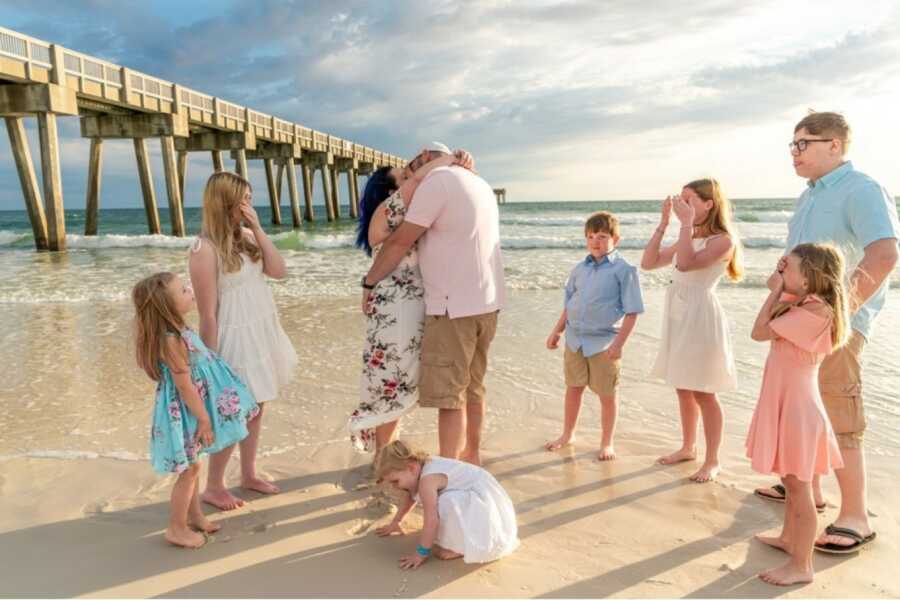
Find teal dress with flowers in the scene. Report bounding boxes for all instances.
[150,328,259,474]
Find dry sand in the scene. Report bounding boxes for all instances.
[1,290,898,598]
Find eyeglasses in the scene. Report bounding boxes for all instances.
[789,138,834,154]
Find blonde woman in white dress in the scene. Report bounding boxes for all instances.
[641,178,743,483]
[189,172,297,510]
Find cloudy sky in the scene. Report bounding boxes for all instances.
[1,0,898,210]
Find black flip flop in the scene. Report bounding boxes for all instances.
[815,524,877,555]
[754,484,827,513]
[754,484,787,504]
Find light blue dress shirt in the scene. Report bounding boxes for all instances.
[564,250,645,357]
[785,161,900,340]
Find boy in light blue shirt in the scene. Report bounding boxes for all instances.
[545,211,644,460]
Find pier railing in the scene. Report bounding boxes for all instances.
[0,25,405,250]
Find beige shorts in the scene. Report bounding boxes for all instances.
[418,311,499,410]
[819,330,866,449]
[564,346,620,397]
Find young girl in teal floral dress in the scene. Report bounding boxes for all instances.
[133,272,259,548]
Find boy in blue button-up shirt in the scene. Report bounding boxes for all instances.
[545,211,644,460]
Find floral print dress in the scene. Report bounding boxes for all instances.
[150,328,259,474]
[349,191,425,452]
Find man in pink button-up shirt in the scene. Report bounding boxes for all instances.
[363,147,506,464]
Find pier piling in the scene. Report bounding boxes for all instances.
[234,149,248,178]
[4,116,49,249]
[84,138,103,236]
[37,112,66,250]
[176,150,187,200]
[275,160,284,204]
[328,163,341,220]
[263,158,283,225]
[0,25,406,250]
[300,160,314,222]
[285,157,302,228]
[160,135,186,236]
[133,138,161,235]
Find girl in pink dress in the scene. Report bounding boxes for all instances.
[747,243,849,586]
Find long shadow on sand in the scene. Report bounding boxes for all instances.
[158,531,485,598]
[535,495,847,598]
[0,467,388,597]
[2,447,850,598]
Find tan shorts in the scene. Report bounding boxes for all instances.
[564,346,620,397]
[418,311,499,410]
[819,330,866,449]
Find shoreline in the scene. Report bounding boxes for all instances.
[1,289,898,597]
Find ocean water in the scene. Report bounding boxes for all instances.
[0,199,897,304]
[2,199,900,459]
[5,198,898,303]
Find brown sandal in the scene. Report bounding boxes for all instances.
[754,484,826,513]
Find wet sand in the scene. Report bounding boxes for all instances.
[1,289,898,597]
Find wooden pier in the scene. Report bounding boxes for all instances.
[0,25,404,251]
[493,188,507,204]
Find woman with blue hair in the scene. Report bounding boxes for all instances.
[349,149,474,456]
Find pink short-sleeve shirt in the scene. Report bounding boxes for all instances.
[404,166,506,318]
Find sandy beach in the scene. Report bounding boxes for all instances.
[2,0,900,595]
[2,287,899,598]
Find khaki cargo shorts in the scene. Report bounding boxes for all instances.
[819,330,866,449]
[418,311,499,410]
[564,346,620,397]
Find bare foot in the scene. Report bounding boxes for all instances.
[755,533,789,552]
[165,526,206,549]
[433,546,463,560]
[657,447,696,465]
[544,434,574,451]
[596,446,616,461]
[189,516,222,534]
[689,462,720,483]
[459,449,481,467]
[758,561,813,586]
[242,476,280,495]
[201,489,245,511]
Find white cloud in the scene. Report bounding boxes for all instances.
[1,0,898,209]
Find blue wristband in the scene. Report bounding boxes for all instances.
[416,544,431,557]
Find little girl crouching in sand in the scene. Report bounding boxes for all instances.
[134,272,259,548]
[374,441,519,569]
[747,244,848,585]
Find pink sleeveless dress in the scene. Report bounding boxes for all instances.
[745,295,844,481]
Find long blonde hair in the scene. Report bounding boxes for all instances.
[772,243,850,350]
[201,171,261,273]
[374,440,430,482]
[684,178,744,282]
[132,272,187,381]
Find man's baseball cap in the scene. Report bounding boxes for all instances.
[424,141,451,154]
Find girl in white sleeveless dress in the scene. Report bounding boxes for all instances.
[190,172,297,511]
[375,441,519,568]
[215,245,296,403]
[641,178,743,483]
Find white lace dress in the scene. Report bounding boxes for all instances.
[192,239,297,403]
[650,236,738,393]
[349,191,425,451]
[415,456,519,564]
